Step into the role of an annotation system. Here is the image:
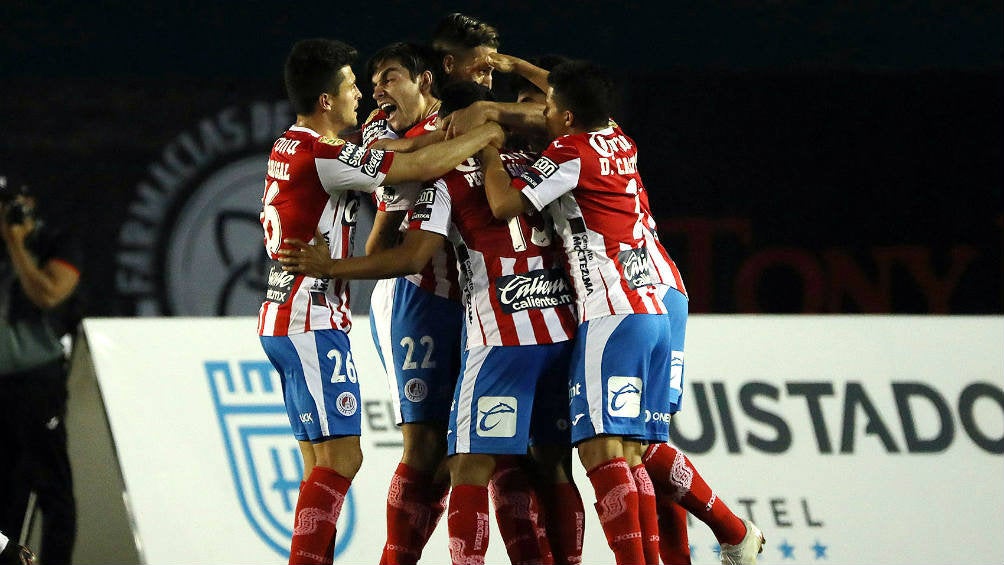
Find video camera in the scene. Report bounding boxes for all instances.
[0,174,32,225]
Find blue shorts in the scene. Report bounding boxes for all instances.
[449,341,573,455]
[369,278,463,425]
[260,329,361,442]
[568,313,673,445]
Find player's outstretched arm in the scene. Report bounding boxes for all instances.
[383,122,504,185]
[480,146,531,220]
[370,129,446,151]
[441,101,545,140]
[280,229,444,280]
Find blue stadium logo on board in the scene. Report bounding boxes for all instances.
[206,359,356,560]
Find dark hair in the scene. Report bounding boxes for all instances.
[439,81,495,117]
[508,54,571,99]
[366,42,444,98]
[284,39,358,116]
[547,60,615,130]
[431,13,500,54]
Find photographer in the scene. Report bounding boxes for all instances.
[0,175,81,565]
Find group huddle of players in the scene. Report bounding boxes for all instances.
[257,12,766,565]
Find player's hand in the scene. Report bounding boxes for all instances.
[475,52,516,74]
[482,121,506,149]
[278,231,334,279]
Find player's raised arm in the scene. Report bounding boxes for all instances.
[280,228,444,280]
[382,121,504,185]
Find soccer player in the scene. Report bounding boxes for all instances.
[278,80,583,565]
[258,38,503,565]
[354,42,461,565]
[480,59,767,565]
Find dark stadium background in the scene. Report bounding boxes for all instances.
[2,1,1000,316]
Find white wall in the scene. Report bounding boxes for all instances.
[68,316,1004,564]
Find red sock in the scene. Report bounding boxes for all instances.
[631,464,660,564]
[644,443,745,545]
[586,458,644,565]
[447,484,491,565]
[656,497,691,565]
[537,481,585,565]
[489,456,553,565]
[381,463,439,565]
[289,466,350,565]
[424,480,451,540]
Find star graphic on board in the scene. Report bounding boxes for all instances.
[812,539,828,559]
[779,539,796,559]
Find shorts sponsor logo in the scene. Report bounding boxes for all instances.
[608,376,642,418]
[207,359,355,559]
[404,378,429,403]
[299,412,314,424]
[477,396,517,438]
[337,392,358,416]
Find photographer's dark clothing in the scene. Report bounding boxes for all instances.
[0,223,81,565]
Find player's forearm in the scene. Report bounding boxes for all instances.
[328,251,423,280]
[480,147,526,220]
[371,129,445,152]
[510,58,549,93]
[365,210,405,255]
[491,102,546,135]
[386,122,501,184]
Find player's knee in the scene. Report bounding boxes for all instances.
[448,453,496,486]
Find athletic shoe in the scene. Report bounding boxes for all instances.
[719,519,765,565]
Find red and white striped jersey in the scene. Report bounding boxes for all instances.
[363,110,461,300]
[258,125,394,337]
[512,124,686,322]
[410,151,577,348]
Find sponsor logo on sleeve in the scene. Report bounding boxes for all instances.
[532,156,558,178]
[336,142,366,167]
[361,149,386,178]
[410,187,435,223]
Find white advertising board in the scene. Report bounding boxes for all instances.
[78,316,1004,564]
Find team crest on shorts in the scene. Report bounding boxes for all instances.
[337,392,359,416]
[404,378,429,402]
[207,359,356,559]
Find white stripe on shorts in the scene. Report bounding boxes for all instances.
[370,278,404,425]
[290,332,330,436]
[583,315,625,436]
[455,345,490,453]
